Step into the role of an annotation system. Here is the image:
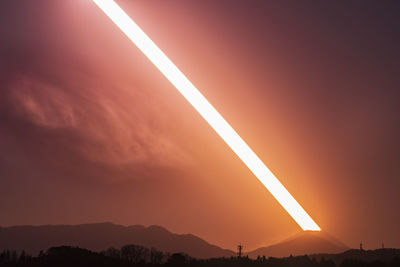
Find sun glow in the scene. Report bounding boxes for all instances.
[92,0,320,231]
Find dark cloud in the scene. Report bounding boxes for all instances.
[0,1,192,176]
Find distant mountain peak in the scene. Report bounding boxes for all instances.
[248,230,349,258]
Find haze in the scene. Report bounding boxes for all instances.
[0,0,399,251]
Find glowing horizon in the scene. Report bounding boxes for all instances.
[92,0,320,231]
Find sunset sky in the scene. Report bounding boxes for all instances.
[1,0,399,251]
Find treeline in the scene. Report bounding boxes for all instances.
[0,245,399,267]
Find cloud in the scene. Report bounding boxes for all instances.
[0,49,191,183]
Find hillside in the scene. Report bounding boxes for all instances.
[0,223,235,259]
[248,231,349,258]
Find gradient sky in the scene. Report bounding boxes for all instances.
[1,0,399,251]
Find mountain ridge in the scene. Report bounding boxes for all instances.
[0,222,235,259]
[247,230,349,258]
[0,223,356,259]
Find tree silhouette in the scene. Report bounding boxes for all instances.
[167,253,187,266]
[121,244,149,264]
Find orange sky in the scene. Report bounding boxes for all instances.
[0,0,399,251]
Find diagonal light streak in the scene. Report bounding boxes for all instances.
[92,0,320,231]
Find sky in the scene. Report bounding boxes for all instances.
[0,0,399,251]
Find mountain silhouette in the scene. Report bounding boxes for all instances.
[248,231,349,258]
[0,223,235,259]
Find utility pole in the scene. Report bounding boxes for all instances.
[237,244,243,258]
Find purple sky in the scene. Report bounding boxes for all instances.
[0,0,399,250]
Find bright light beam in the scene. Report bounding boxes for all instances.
[92,0,320,231]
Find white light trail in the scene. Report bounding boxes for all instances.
[92,0,320,231]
